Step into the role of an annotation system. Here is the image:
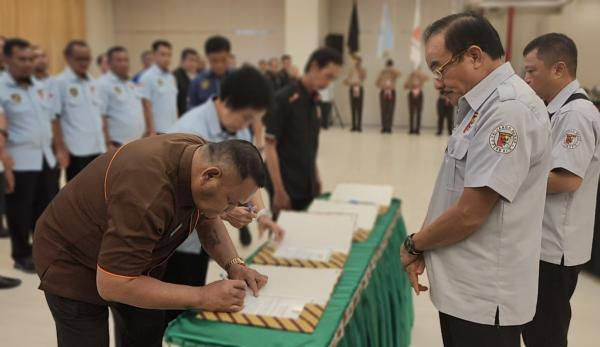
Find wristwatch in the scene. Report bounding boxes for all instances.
[403,234,423,256]
[225,256,246,273]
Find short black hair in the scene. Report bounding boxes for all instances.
[4,38,30,57]
[386,59,394,66]
[423,12,505,60]
[304,47,343,73]
[281,54,291,61]
[106,46,127,62]
[141,50,152,59]
[152,40,172,52]
[64,40,88,58]
[523,33,577,76]
[220,66,273,111]
[96,53,105,66]
[207,140,266,188]
[181,48,198,61]
[204,36,231,55]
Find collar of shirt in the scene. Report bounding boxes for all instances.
[202,69,224,81]
[176,143,199,208]
[4,72,33,88]
[296,79,320,102]
[107,70,129,84]
[457,62,515,123]
[150,64,170,76]
[204,99,237,138]
[546,79,581,115]
[64,67,90,82]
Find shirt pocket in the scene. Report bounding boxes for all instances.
[66,85,83,106]
[5,92,29,115]
[446,135,470,192]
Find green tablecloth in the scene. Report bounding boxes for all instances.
[165,199,413,347]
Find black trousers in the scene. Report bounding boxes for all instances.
[588,177,600,276]
[66,153,100,182]
[320,102,332,129]
[408,91,424,134]
[522,260,582,347]
[439,312,522,347]
[437,97,454,135]
[162,250,210,326]
[350,87,363,131]
[44,292,164,347]
[6,160,59,261]
[0,173,6,233]
[380,90,396,132]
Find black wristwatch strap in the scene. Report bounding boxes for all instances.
[404,233,423,255]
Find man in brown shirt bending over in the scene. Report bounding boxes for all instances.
[33,133,268,347]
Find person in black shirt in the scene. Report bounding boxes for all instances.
[265,57,283,91]
[173,48,200,116]
[264,48,342,215]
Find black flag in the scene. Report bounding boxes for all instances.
[347,0,359,54]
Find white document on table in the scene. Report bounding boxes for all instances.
[308,200,378,232]
[235,265,342,319]
[330,183,394,208]
[242,294,306,319]
[272,211,356,260]
[273,246,332,262]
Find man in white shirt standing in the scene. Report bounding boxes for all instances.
[522,33,600,347]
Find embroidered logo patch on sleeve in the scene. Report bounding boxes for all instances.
[463,112,479,133]
[489,124,518,154]
[562,129,581,149]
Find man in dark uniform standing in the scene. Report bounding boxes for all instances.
[264,48,342,216]
[173,48,200,116]
[188,36,231,109]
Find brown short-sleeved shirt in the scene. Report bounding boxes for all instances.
[33,134,206,305]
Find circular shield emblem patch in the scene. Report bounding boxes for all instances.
[562,129,581,149]
[489,124,518,154]
[69,87,78,97]
[10,93,21,104]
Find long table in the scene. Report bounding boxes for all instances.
[165,198,413,347]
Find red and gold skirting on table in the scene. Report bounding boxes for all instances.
[196,303,325,333]
[251,247,348,269]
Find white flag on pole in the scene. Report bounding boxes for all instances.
[409,0,422,69]
[377,0,394,58]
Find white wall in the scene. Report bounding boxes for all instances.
[85,0,115,76]
[284,0,321,70]
[110,0,284,73]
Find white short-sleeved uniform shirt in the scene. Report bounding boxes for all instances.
[542,80,600,266]
[0,73,57,171]
[49,68,106,156]
[168,99,252,254]
[96,71,145,145]
[423,63,552,326]
[139,64,178,133]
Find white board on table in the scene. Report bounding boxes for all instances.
[330,183,393,208]
[308,200,378,232]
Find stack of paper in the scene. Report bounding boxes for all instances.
[272,211,356,262]
[330,183,393,210]
[220,265,341,319]
[308,200,378,233]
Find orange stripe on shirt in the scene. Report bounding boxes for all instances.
[96,264,138,279]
